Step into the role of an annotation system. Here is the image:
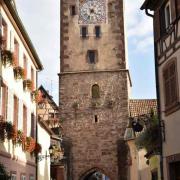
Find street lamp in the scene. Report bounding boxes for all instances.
[37,146,54,162]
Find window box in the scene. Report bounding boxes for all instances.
[23,79,33,91]
[1,50,13,66]
[13,66,25,80]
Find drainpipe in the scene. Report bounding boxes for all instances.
[0,12,2,101]
[144,9,164,180]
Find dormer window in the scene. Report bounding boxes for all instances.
[81,26,88,38]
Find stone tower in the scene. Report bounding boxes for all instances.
[59,0,130,179]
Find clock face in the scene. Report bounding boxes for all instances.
[79,0,106,24]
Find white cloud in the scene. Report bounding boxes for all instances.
[125,0,154,53]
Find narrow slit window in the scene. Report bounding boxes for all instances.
[94,115,98,123]
[95,26,101,38]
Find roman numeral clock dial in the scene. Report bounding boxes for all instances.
[79,0,106,24]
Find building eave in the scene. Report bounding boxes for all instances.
[140,0,162,11]
[3,0,43,71]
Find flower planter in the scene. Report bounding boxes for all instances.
[1,50,13,66]
[25,137,36,153]
[23,79,33,91]
[5,122,16,140]
[31,90,44,103]
[13,66,25,80]
[0,121,6,142]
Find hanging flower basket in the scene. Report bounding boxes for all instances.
[13,66,25,80]
[5,122,16,140]
[23,79,33,91]
[25,137,36,153]
[13,130,26,145]
[1,50,13,67]
[31,90,44,103]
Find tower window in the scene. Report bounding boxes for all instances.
[95,26,101,38]
[94,115,98,123]
[92,84,100,98]
[87,50,97,64]
[70,5,76,16]
[81,26,88,38]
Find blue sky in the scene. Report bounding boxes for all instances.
[15,0,156,103]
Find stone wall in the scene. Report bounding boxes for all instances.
[59,71,129,179]
[60,0,129,179]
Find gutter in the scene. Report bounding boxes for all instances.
[143,8,164,180]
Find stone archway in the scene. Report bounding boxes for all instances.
[79,168,111,180]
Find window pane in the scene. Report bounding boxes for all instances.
[82,27,87,38]
[88,50,96,64]
[95,26,101,38]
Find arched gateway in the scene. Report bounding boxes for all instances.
[79,168,110,180]
[59,0,130,179]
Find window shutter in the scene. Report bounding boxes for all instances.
[8,89,13,123]
[170,0,177,22]
[154,10,161,41]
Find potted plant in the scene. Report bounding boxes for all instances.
[135,115,160,156]
[31,90,44,103]
[5,122,16,140]
[13,130,26,146]
[0,163,10,179]
[1,50,13,66]
[13,66,25,80]
[23,79,33,91]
